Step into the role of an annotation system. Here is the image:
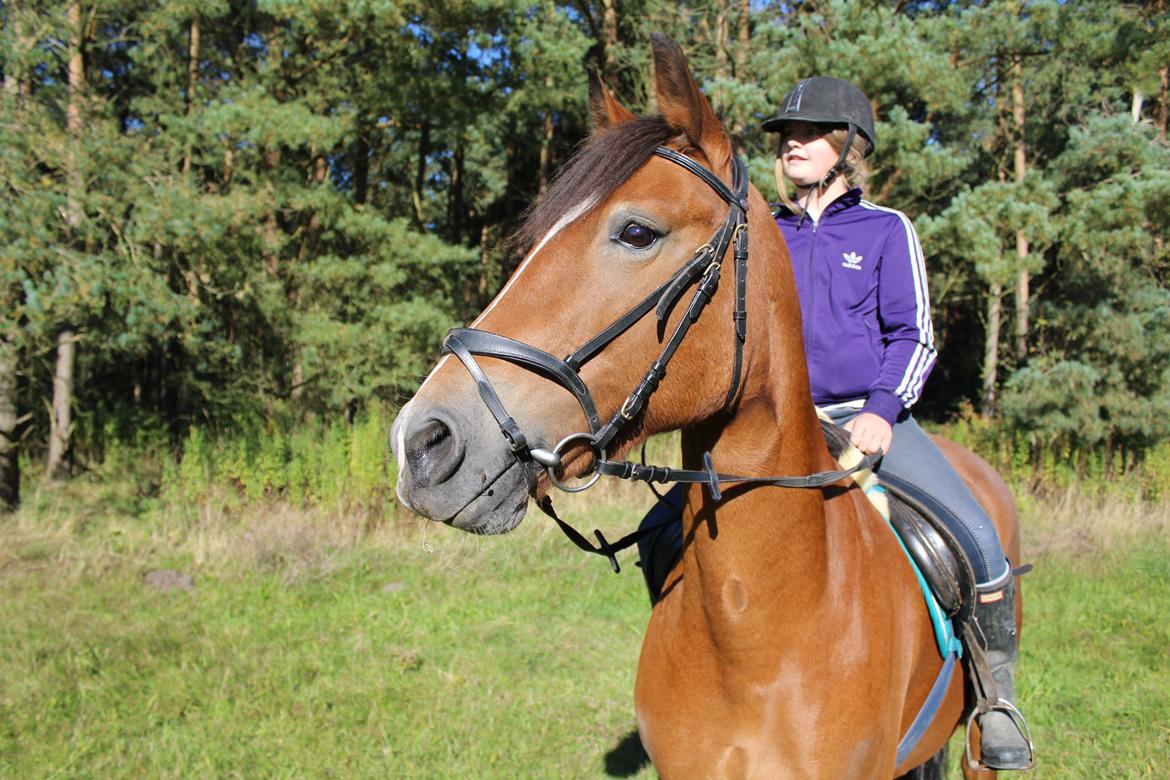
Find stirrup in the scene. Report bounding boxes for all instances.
[964,700,1036,771]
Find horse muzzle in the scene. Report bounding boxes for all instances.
[392,398,531,534]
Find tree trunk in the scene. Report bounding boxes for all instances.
[46,328,76,481]
[1158,64,1169,139]
[601,0,618,84]
[478,223,493,300]
[65,1,85,231]
[263,148,280,276]
[223,143,234,188]
[0,336,19,511]
[537,2,557,197]
[4,12,32,497]
[981,281,1003,418]
[48,2,85,482]
[735,0,750,77]
[1011,57,1030,365]
[450,141,466,242]
[713,0,729,80]
[538,106,554,197]
[411,123,430,232]
[182,15,200,175]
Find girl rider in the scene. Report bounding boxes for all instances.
[761,76,1033,771]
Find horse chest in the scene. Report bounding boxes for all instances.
[635,575,908,778]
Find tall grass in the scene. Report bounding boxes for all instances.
[162,406,396,513]
[935,408,1170,502]
[3,461,1168,778]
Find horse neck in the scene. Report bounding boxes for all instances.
[677,188,847,631]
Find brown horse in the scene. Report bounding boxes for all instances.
[392,35,1021,780]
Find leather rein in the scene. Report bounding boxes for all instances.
[442,146,878,571]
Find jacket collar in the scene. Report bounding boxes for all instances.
[773,187,863,223]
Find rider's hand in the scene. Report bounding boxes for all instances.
[844,412,893,455]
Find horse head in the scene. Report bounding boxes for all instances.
[392,34,804,535]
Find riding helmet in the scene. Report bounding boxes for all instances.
[761,76,876,156]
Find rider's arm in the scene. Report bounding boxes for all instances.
[861,213,936,425]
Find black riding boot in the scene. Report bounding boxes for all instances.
[974,575,1035,770]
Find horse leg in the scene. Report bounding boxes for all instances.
[960,721,998,780]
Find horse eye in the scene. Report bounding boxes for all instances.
[618,222,657,249]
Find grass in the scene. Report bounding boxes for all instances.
[1,458,1169,778]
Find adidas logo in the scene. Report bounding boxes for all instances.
[842,251,863,270]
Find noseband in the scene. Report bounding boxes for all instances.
[442,147,876,570]
[444,147,750,493]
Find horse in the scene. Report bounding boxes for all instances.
[391,34,1022,780]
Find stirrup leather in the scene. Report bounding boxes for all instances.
[964,699,1036,772]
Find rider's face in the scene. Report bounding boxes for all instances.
[777,122,839,188]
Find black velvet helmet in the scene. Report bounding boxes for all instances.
[761,76,876,156]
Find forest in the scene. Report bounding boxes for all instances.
[2,0,1169,512]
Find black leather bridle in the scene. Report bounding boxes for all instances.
[442,146,877,571]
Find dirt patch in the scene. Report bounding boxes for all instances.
[143,569,195,592]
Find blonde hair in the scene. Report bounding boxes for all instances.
[777,126,871,215]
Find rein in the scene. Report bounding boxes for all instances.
[443,146,878,571]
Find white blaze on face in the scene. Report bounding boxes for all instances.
[409,194,599,400]
[395,195,600,503]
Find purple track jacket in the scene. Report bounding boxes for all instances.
[774,188,936,425]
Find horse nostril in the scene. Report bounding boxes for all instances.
[405,416,464,488]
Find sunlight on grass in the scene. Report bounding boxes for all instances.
[2,461,1168,778]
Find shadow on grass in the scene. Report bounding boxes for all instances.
[605,728,650,777]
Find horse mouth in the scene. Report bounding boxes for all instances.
[442,460,530,534]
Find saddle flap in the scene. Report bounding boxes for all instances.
[883,481,978,629]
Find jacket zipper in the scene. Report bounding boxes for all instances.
[804,217,820,361]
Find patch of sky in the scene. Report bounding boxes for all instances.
[467,30,510,73]
[404,22,433,46]
[33,62,57,87]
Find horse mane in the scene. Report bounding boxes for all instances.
[508,117,682,256]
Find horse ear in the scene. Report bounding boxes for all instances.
[588,67,636,131]
[650,33,732,170]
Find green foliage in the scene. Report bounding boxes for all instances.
[2,0,1170,480]
[164,407,396,510]
[1002,358,1106,443]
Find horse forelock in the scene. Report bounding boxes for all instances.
[508,117,682,256]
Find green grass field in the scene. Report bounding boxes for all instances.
[2,474,1168,778]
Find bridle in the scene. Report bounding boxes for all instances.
[444,147,748,493]
[442,146,877,571]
